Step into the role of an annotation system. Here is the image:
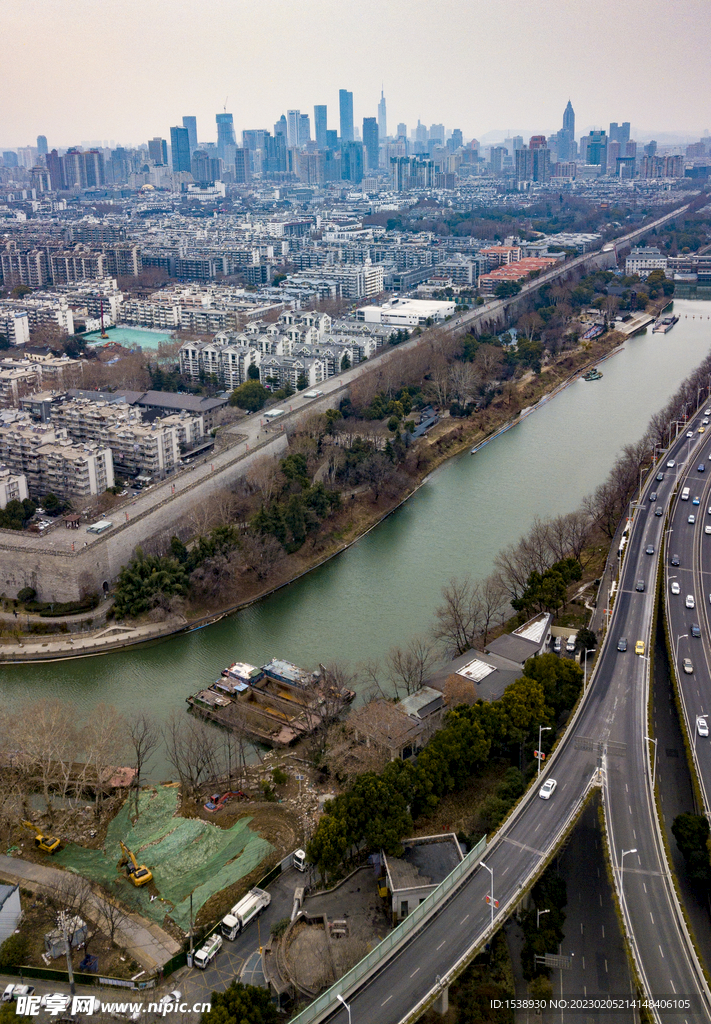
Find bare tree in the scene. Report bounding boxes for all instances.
[81,704,126,819]
[386,637,436,697]
[239,530,285,580]
[127,712,159,817]
[448,362,480,405]
[163,712,223,799]
[96,893,127,947]
[17,699,78,824]
[443,673,478,707]
[431,576,485,655]
[248,454,283,506]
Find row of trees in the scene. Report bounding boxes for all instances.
[307,654,583,879]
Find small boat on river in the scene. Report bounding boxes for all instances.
[583,368,603,381]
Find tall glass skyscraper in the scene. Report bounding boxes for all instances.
[216,113,236,159]
[36,135,48,156]
[182,116,197,154]
[170,126,191,172]
[339,89,354,144]
[362,117,379,172]
[378,89,387,139]
[314,105,328,150]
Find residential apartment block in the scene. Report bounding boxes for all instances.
[0,421,113,500]
[0,466,29,509]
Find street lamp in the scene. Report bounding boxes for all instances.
[480,860,495,928]
[537,725,551,777]
[644,735,658,787]
[583,648,596,689]
[675,633,688,671]
[336,994,352,1024]
[694,714,708,753]
[620,848,637,895]
[537,908,550,929]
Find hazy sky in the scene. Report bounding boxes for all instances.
[3,0,711,150]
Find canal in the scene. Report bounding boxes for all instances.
[2,299,711,756]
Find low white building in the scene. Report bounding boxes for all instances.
[357,297,456,327]
[625,246,667,279]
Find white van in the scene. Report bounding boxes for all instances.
[681,487,690,501]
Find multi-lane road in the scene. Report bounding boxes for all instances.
[292,419,711,1024]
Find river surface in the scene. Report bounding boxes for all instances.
[3,299,711,763]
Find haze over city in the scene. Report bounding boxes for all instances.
[3,0,711,148]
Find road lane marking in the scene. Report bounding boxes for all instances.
[460,915,469,924]
[650,912,655,923]
[503,836,546,856]
[410,967,420,977]
[437,940,446,950]
[602,925,605,938]
[382,995,393,1005]
[659,945,665,958]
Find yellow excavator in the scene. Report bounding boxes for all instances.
[117,840,152,886]
[21,819,60,854]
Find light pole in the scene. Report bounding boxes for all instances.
[336,994,352,1024]
[645,735,658,787]
[537,725,551,777]
[480,860,495,929]
[620,848,637,896]
[583,648,596,689]
[537,908,550,929]
[694,714,708,753]
[675,633,688,671]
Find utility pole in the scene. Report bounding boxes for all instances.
[59,910,76,997]
[189,893,194,966]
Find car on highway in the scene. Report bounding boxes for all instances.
[691,623,701,638]
[700,426,706,434]
[649,492,657,502]
[655,507,663,516]
[667,459,676,467]
[636,579,645,592]
[700,464,706,472]
[646,544,654,555]
[698,717,709,737]
[686,594,695,608]
[706,525,711,535]
[635,640,645,655]
[617,638,628,651]
[539,779,557,800]
[671,553,680,566]
[688,430,695,438]
[671,581,681,595]
[689,514,696,524]
[693,496,701,504]
[704,419,710,426]
[657,471,665,481]
[683,658,694,674]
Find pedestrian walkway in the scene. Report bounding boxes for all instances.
[0,854,181,971]
[0,615,187,663]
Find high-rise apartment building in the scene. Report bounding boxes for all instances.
[490,146,507,174]
[609,121,630,148]
[378,89,387,139]
[362,117,379,172]
[339,89,354,144]
[182,116,198,154]
[216,113,236,159]
[325,130,338,150]
[242,129,267,151]
[448,129,463,152]
[170,126,191,173]
[234,148,251,184]
[314,105,328,150]
[580,130,607,169]
[396,123,407,139]
[36,135,48,156]
[148,137,168,164]
[515,141,550,183]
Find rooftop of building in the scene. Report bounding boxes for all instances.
[384,834,463,893]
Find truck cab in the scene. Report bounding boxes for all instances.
[193,933,222,969]
[293,849,307,872]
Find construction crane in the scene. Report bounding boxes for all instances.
[21,819,60,854]
[117,840,153,887]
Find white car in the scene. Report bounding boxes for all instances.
[686,594,696,609]
[667,460,676,468]
[705,525,711,535]
[698,717,709,737]
[688,430,695,438]
[158,992,182,1011]
[671,581,680,595]
[566,635,576,652]
[539,779,557,800]
[689,514,696,524]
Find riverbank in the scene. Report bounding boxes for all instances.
[0,322,634,665]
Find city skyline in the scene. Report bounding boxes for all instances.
[2,0,711,149]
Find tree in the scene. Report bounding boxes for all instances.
[247,364,261,380]
[386,637,436,697]
[127,712,159,816]
[575,626,597,653]
[96,894,127,948]
[80,704,126,818]
[432,576,484,655]
[163,711,222,799]
[494,281,521,298]
[113,548,189,619]
[672,813,711,883]
[340,353,351,372]
[17,699,78,823]
[296,372,309,391]
[230,379,268,412]
[200,981,278,1024]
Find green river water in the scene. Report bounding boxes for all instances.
[3,299,711,773]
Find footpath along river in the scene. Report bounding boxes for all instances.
[2,298,711,746]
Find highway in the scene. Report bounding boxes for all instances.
[664,411,711,811]
[292,417,711,1024]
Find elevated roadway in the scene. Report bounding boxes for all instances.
[292,416,711,1023]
